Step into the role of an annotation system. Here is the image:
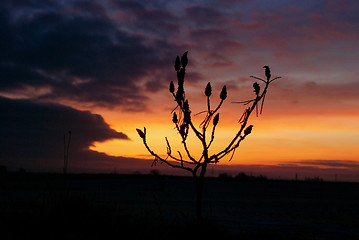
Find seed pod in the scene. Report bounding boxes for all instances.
[244,125,253,135]
[176,92,183,107]
[253,82,260,95]
[177,68,185,85]
[184,111,191,124]
[179,124,186,137]
[183,100,189,112]
[172,112,178,124]
[169,81,175,93]
[205,82,212,97]
[213,113,219,126]
[181,51,188,68]
[174,56,181,72]
[220,85,227,100]
[136,128,145,139]
[263,65,271,81]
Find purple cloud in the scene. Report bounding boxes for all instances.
[1,0,359,110]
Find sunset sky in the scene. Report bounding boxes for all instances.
[1,0,359,181]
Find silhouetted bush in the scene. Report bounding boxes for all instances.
[234,172,268,182]
[218,172,233,179]
[305,176,323,182]
[150,169,161,176]
[137,51,280,220]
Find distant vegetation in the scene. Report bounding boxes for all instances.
[0,165,328,184]
[223,172,268,181]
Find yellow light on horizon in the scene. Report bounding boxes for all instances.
[91,112,359,168]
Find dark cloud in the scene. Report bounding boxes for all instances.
[293,160,359,169]
[0,97,130,171]
[112,0,179,27]
[184,5,227,27]
[2,0,358,111]
[268,80,359,115]
[0,1,178,110]
[189,28,228,43]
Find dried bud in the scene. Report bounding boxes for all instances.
[172,112,178,124]
[179,124,186,136]
[213,113,219,126]
[205,82,212,97]
[181,51,188,68]
[176,87,184,103]
[136,128,145,139]
[169,81,175,93]
[183,100,189,112]
[184,111,191,124]
[177,68,185,85]
[220,85,227,100]
[244,125,253,135]
[253,82,260,95]
[174,56,181,72]
[263,65,271,81]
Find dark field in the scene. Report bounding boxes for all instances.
[1,173,358,239]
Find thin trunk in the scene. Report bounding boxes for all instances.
[194,176,203,220]
[194,163,208,221]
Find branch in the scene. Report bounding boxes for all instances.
[215,134,247,162]
[171,92,204,141]
[212,80,270,162]
[139,131,194,173]
[207,113,219,149]
[269,76,281,83]
[250,75,266,83]
[207,124,217,149]
[174,125,198,163]
[165,137,197,165]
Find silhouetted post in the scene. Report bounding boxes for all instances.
[63,130,71,175]
[137,51,280,221]
[63,130,71,196]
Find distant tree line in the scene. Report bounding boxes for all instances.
[218,172,268,181]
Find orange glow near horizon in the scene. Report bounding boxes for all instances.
[91,101,359,166]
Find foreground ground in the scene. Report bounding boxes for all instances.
[0,173,358,239]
